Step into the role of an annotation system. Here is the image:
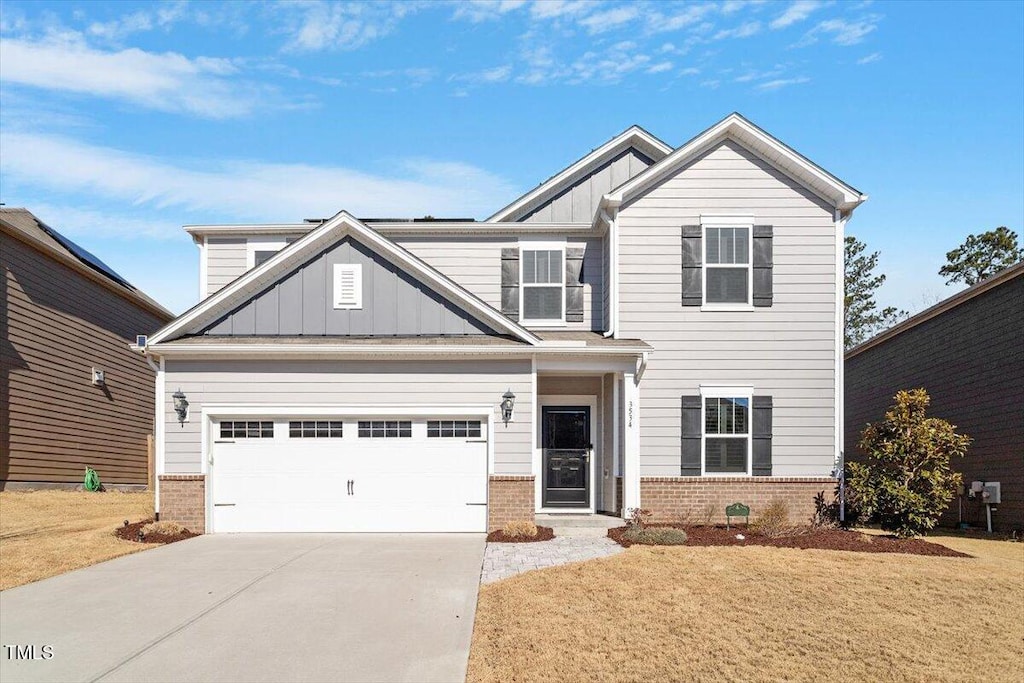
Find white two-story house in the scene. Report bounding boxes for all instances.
[139,113,865,533]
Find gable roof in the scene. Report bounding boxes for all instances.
[0,207,173,320]
[486,125,673,223]
[604,113,867,215]
[147,211,541,346]
[845,260,1024,359]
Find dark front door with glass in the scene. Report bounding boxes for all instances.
[542,406,591,508]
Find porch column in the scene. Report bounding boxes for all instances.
[622,371,641,516]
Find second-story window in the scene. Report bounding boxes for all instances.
[520,246,565,323]
[704,226,751,305]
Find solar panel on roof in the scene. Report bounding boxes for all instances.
[36,221,135,289]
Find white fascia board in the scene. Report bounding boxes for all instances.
[146,343,652,358]
[486,126,673,223]
[149,211,542,346]
[605,113,866,212]
[185,222,597,238]
[184,223,311,237]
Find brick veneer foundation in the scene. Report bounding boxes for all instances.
[488,475,535,531]
[640,477,835,525]
[158,475,206,533]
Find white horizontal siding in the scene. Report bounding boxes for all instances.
[206,238,247,294]
[163,359,533,475]
[618,139,838,477]
[395,235,606,332]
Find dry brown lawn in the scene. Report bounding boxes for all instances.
[0,490,154,591]
[469,534,1024,683]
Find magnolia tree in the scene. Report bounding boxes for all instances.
[848,389,970,538]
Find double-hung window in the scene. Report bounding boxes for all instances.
[520,244,565,324]
[701,387,752,475]
[703,218,752,307]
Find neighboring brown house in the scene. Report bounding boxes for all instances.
[845,261,1024,532]
[1,208,174,489]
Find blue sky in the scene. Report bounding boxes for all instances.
[1,0,1021,315]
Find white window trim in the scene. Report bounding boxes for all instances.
[519,240,567,327]
[333,263,363,310]
[699,385,753,477]
[246,238,291,269]
[700,215,754,312]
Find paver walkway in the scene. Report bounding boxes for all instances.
[481,536,624,584]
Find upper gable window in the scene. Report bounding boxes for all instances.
[333,264,363,309]
[247,238,296,269]
[703,218,752,307]
[520,244,565,324]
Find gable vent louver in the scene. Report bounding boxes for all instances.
[333,264,363,310]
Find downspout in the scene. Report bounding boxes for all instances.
[601,205,620,338]
[136,344,163,519]
[834,207,848,523]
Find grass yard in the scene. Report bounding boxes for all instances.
[0,490,154,591]
[468,533,1024,683]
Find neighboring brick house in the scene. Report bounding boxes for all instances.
[140,113,865,533]
[845,262,1024,532]
[1,208,174,489]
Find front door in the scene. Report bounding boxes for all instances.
[542,406,591,508]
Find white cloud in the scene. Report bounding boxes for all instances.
[679,66,700,76]
[700,79,721,89]
[646,61,673,74]
[646,5,715,34]
[857,51,882,64]
[0,31,261,118]
[756,76,810,90]
[799,15,881,47]
[451,0,527,23]
[529,0,590,20]
[452,65,513,84]
[87,1,188,42]
[720,0,768,14]
[578,6,639,35]
[713,21,762,40]
[0,131,520,227]
[281,1,420,51]
[769,1,821,30]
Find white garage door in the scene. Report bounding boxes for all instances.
[209,416,488,533]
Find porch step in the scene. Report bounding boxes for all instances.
[536,514,623,538]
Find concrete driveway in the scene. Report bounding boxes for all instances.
[0,534,485,683]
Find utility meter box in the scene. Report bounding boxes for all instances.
[983,482,1001,504]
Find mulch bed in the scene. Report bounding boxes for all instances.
[608,525,971,557]
[486,526,555,543]
[115,519,199,545]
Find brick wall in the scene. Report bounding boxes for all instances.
[488,475,535,531]
[158,475,205,533]
[640,477,835,525]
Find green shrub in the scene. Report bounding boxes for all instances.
[848,389,970,538]
[623,527,688,545]
[750,500,795,538]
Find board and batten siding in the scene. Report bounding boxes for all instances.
[617,139,838,477]
[202,236,494,336]
[2,233,168,485]
[516,148,655,223]
[394,235,606,332]
[162,359,533,475]
[845,273,1024,531]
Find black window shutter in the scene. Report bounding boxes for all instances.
[680,395,702,476]
[752,395,773,476]
[500,247,519,320]
[681,225,702,306]
[565,247,585,322]
[752,225,773,307]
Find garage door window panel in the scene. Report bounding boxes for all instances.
[427,420,482,438]
[358,420,412,438]
[289,421,343,438]
[220,421,274,439]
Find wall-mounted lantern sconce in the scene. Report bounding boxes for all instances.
[172,389,189,426]
[91,368,105,386]
[500,389,516,425]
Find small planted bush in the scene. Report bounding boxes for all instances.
[502,520,538,538]
[141,521,185,536]
[750,500,796,538]
[622,527,688,545]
